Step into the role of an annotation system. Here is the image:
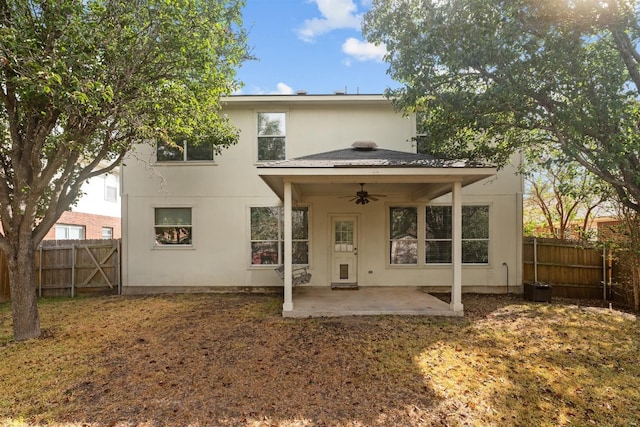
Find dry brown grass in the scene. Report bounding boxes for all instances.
[0,293,638,427]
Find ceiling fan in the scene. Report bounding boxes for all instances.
[340,183,385,205]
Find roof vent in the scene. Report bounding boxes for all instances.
[351,141,378,151]
[296,90,308,95]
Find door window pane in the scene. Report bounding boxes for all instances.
[335,221,353,245]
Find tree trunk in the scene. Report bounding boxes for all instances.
[7,241,41,341]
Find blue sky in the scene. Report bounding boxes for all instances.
[235,0,398,95]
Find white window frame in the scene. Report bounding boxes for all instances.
[414,111,431,154]
[153,206,194,248]
[55,224,85,240]
[387,203,491,267]
[249,205,310,267]
[256,112,287,162]
[104,174,118,203]
[101,227,113,239]
[156,139,215,163]
[425,204,490,265]
[460,205,491,265]
[389,206,419,265]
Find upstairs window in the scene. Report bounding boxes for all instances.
[105,184,118,202]
[104,174,118,202]
[156,139,214,162]
[257,112,286,161]
[415,111,432,155]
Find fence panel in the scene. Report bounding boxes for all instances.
[523,237,607,299]
[0,239,120,301]
[37,239,121,298]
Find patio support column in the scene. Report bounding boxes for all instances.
[283,180,293,312]
[451,180,464,312]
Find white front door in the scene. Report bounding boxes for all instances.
[331,216,358,284]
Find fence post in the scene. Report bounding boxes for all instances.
[117,239,121,296]
[533,237,538,283]
[602,246,607,301]
[71,244,75,298]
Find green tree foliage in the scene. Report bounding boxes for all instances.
[0,0,249,340]
[523,148,613,240]
[363,0,640,212]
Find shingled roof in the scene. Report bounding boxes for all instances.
[258,144,493,169]
[257,143,497,201]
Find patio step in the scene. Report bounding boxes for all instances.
[331,282,359,290]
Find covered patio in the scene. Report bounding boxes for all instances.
[284,286,458,317]
[258,143,497,317]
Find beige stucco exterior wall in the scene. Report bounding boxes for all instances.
[121,95,523,293]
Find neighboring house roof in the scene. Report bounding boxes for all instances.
[258,143,497,202]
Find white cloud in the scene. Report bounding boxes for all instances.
[297,0,363,42]
[271,83,294,95]
[234,83,294,95]
[342,37,386,62]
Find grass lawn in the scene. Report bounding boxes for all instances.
[0,293,638,427]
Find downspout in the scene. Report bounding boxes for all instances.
[502,262,509,294]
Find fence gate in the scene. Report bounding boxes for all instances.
[36,239,121,298]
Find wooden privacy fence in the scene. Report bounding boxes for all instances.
[523,237,611,299]
[0,237,624,302]
[0,239,121,301]
[37,239,121,298]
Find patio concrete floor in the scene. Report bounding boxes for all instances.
[283,286,462,318]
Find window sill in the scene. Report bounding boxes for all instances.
[152,244,196,250]
[254,161,284,166]
[248,264,310,270]
[154,161,218,166]
[387,263,420,268]
[387,263,491,268]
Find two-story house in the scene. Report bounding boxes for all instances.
[120,94,523,316]
[43,168,121,240]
